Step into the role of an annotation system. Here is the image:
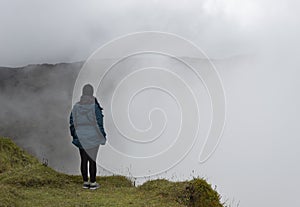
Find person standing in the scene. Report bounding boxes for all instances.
[69,84,106,190]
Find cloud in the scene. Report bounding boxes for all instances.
[0,0,299,66]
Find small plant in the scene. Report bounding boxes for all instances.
[42,158,48,167]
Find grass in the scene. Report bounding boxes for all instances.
[0,137,224,207]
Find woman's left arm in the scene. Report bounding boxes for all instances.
[95,98,107,138]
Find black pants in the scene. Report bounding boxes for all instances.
[79,147,99,183]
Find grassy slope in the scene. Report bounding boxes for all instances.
[0,137,224,207]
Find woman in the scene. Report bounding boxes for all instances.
[69,84,106,190]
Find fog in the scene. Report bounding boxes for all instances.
[0,0,300,207]
[2,0,299,66]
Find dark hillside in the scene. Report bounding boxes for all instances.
[0,63,82,173]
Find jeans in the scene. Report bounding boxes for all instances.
[79,146,99,183]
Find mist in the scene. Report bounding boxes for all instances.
[1,0,300,207]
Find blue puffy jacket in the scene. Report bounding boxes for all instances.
[69,98,106,149]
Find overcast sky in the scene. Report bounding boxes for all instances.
[0,0,299,67]
[1,1,300,207]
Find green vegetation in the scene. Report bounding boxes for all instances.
[0,137,224,207]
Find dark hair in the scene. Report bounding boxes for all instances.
[82,84,94,96]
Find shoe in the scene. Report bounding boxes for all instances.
[82,181,90,189]
[89,182,100,190]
